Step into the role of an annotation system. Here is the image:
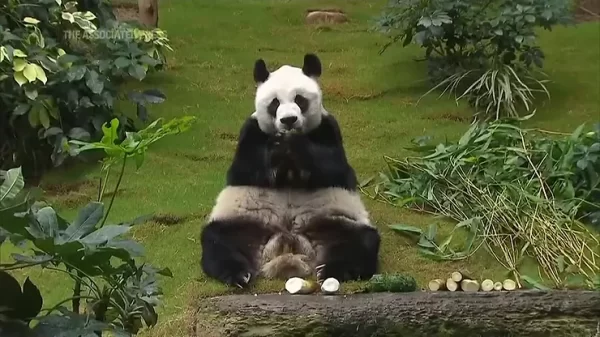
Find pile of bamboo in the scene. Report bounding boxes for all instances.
[428,271,517,292]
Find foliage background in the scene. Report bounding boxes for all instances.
[0,0,171,182]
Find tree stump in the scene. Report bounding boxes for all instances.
[138,0,158,27]
[192,290,600,337]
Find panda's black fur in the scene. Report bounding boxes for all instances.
[200,54,381,288]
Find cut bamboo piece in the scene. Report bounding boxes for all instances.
[321,278,340,294]
[285,277,317,294]
[494,282,503,291]
[428,279,446,291]
[451,270,475,283]
[451,271,463,282]
[446,278,459,292]
[461,279,480,292]
[481,279,494,292]
[503,279,517,291]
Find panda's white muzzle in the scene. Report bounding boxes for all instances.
[276,103,303,132]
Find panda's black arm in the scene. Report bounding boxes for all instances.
[303,141,357,190]
[226,117,272,187]
[291,115,358,190]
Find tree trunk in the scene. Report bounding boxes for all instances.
[138,0,158,27]
[192,290,600,337]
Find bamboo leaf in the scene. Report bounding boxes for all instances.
[389,224,422,236]
[0,167,25,204]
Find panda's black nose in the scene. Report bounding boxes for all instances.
[280,116,298,127]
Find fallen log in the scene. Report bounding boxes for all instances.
[192,290,600,337]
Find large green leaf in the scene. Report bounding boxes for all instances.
[141,301,158,327]
[0,272,41,322]
[0,228,7,245]
[11,253,53,264]
[59,202,104,243]
[31,307,130,337]
[128,63,147,80]
[20,277,43,321]
[0,200,32,237]
[79,225,131,245]
[105,238,144,257]
[85,70,104,94]
[0,167,25,205]
[101,118,121,149]
[34,206,59,238]
[0,270,22,315]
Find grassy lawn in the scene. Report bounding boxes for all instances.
[2,0,599,335]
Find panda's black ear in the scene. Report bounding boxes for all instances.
[253,59,269,83]
[302,53,321,78]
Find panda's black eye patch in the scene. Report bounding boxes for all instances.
[267,98,279,116]
[294,95,309,113]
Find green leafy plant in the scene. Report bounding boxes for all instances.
[0,113,197,336]
[0,0,172,180]
[375,0,572,120]
[390,219,480,261]
[364,118,600,288]
[424,62,550,120]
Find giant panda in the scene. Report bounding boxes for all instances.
[200,53,381,288]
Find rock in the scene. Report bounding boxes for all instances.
[305,9,348,25]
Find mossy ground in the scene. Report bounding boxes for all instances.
[1,0,599,336]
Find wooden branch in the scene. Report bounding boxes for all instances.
[192,290,600,337]
[579,6,600,18]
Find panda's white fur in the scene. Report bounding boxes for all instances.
[209,187,370,229]
[252,64,326,136]
[208,186,373,278]
[200,54,381,287]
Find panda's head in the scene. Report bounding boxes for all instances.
[251,54,326,135]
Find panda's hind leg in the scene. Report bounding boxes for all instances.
[303,217,380,282]
[259,231,316,279]
[200,217,273,288]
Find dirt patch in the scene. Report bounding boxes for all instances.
[151,213,188,226]
[181,152,229,162]
[321,80,385,102]
[41,179,96,196]
[424,112,471,123]
[40,179,131,208]
[574,0,600,23]
[218,132,237,141]
[150,212,206,226]
[53,193,94,209]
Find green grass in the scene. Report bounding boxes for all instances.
[2,0,599,335]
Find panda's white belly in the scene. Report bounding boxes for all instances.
[208,186,371,230]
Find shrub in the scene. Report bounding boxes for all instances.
[0,110,197,336]
[375,0,572,120]
[0,0,171,180]
[365,119,600,288]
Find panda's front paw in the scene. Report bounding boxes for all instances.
[316,260,369,283]
[231,271,253,289]
[285,133,311,163]
[222,267,254,289]
[268,134,289,163]
[207,258,255,288]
